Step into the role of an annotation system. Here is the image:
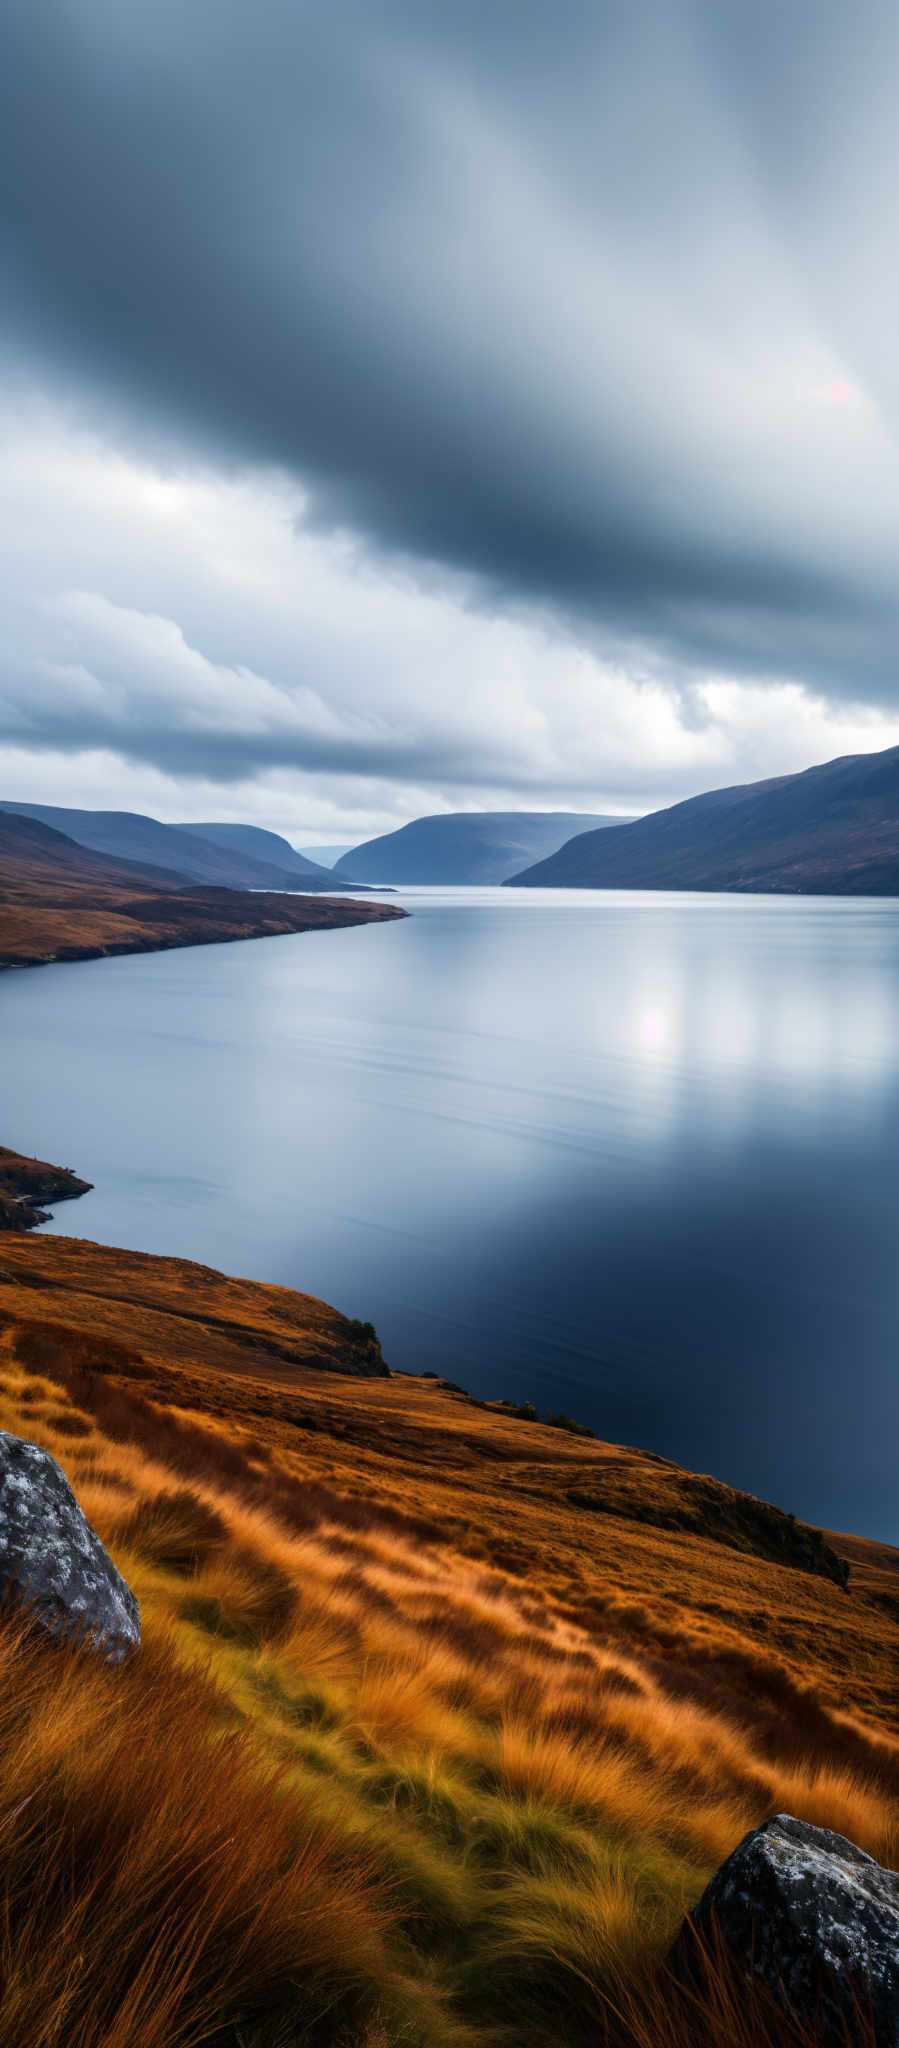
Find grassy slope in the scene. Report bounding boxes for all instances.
[0,878,403,970]
[0,1235,895,2047]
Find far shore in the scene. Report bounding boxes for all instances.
[0,1145,93,1232]
[0,882,406,973]
[0,885,405,1232]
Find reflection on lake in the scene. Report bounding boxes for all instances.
[3,886,898,1539]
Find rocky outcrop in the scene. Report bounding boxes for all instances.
[0,1146,92,1231]
[565,1470,850,1587]
[0,1432,140,1661]
[672,1813,899,2045]
[0,1189,47,1232]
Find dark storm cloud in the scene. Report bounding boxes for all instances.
[4,0,899,734]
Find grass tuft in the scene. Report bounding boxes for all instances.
[0,1306,895,2044]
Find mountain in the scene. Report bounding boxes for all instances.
[507,745,899,894]
[177,822,337,882]
[0,807,403,969]
[0,803,340,891]
[334,811,631,883]
[0,809,185,891]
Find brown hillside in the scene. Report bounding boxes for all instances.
[1,1233,896,1729]
[0,808,404,967]
[0,1231,895,2046]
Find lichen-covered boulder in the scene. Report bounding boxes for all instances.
[0,1432,139,1662]
[672,1813,899,2046]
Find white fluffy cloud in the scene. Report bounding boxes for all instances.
[1,390,898,840]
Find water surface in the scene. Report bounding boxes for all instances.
[2,887,897,1540]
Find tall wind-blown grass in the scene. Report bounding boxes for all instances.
[0,1330,895,2046]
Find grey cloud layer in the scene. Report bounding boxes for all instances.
[4,0,899,721]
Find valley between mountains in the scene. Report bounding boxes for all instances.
[0,807,404,969]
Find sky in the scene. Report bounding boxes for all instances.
[3,0,899,844]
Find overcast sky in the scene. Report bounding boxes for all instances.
[2,0,899,842]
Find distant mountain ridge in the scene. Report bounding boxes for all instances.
[0,809,184,891]
[335,811,631,883]
[177,822,335,882]
[0,804,341,891]
[506,745,899,894]
[0,807,401,969]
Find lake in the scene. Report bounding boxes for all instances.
[2,886,898,1541]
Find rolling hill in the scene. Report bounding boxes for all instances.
[335,810,631,883]
[0,1226,894,2046]
[507,744,899,894]
[0,809,185,891]
[0,808,404,968]
[0,802,339,891]
[176,821,338,882]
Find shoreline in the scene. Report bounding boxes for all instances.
[2,1229,896,1598]
[0,1180,876,1584]
[0,883,405,1228]
[0,883,406,972]
[0,1232,896,2048]
[0,1146,93,1232]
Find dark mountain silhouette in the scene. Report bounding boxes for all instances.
[335,811,630,884]
[0,803,338,891]
[507,746,899,894]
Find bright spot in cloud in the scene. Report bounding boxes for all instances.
[641,1010,667,1049]
[814,379,857,407]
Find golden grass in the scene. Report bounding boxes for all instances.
[0,1622,396,2048]
[0,1253,895,2044]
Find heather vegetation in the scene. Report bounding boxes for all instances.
[0,1271,896,2048]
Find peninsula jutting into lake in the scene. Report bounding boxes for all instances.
[5,0,899,2038]
[0,806,404,970]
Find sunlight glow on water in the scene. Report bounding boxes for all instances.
[2,886,898,1539]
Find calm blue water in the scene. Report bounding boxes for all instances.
[2,887,897,1541]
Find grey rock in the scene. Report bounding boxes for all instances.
[672,1813,899,2045]
[0,1431,140,1662]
